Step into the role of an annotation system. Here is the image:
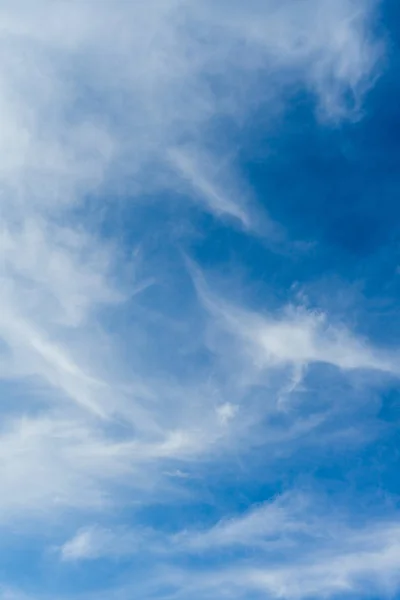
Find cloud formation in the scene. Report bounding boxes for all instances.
[58,491,400,600]
[0,2,394,600]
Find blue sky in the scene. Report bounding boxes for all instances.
[1,1,400,599]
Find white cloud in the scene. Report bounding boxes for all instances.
[60,526,140,562]
[196,277,398,376]
[0,0,381,217]
[56,492,400,600]
[0,2,390,599]
[230,521,400,600]
[167,146,252,229]
[158,494,400,600]
[216,402,238,425]
[0,0,383,425]
[239,305,396,372]
[242,541,400,599]
[60,528,99,561]
[175,491,313,551]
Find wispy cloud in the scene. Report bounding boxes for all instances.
[57,491,400,600]
[0,1,391,600]
[194,266,399,380]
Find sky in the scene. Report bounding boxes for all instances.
[2,0,400,599]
